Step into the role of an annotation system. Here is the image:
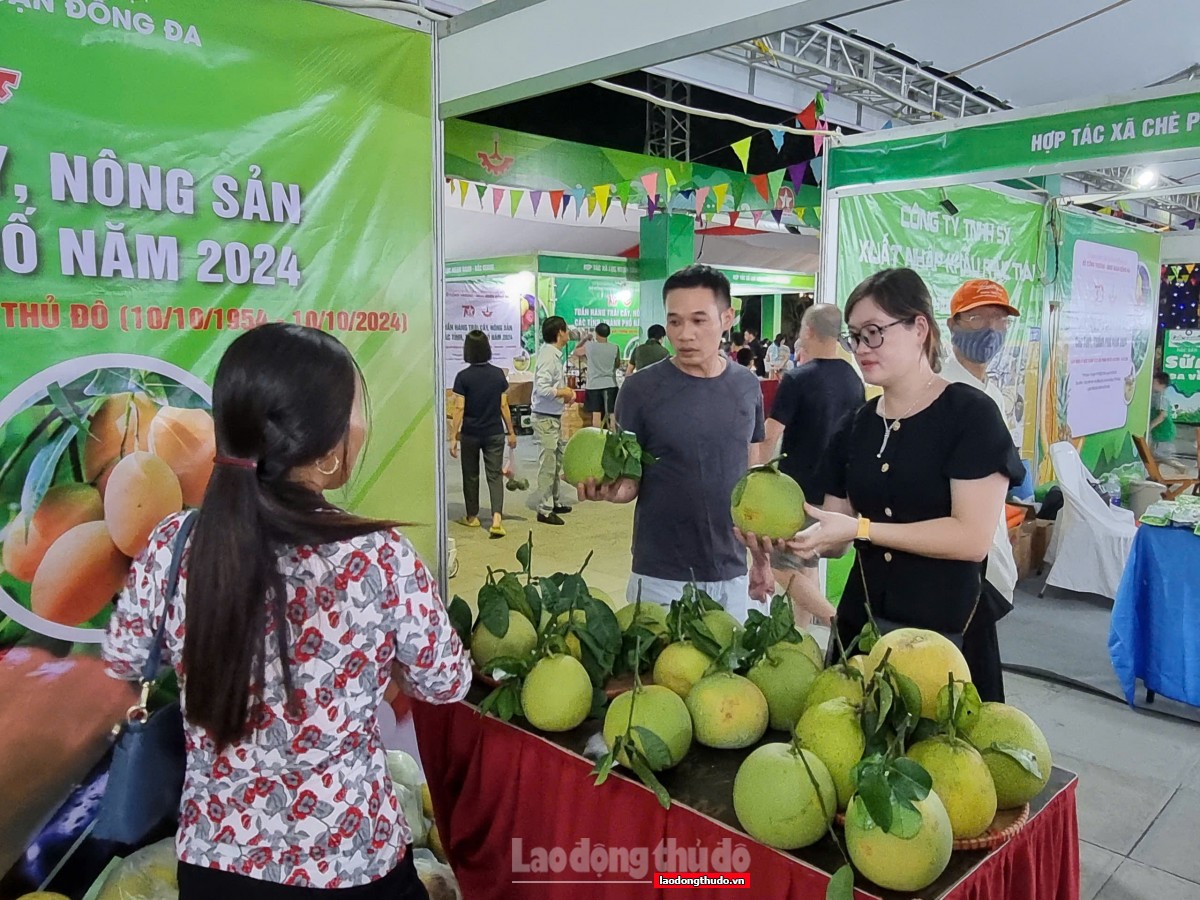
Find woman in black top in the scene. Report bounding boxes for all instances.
[742,269,1021,699]
[451,330,516,538]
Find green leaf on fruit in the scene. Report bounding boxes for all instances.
[910,717,942,744]
[859,621,881,655]
[888,796,924,839]
[631,726,674,771]
[447,596,473,646]
[891,670,924,726]
[876,679,894,728]
[987,742,1043,779]
[826,864,855,900]
[628,752,672,809]
[478,588,510,638]
[516,533,533,573]
[523,584,543,627]
[856,770,893,833]
[889,757,933,799]
[592,746,618,786]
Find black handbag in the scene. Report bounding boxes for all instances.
[94,512,197,844]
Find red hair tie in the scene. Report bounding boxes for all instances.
[214,456,258,470]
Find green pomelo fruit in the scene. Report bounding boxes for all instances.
[562,427,608,486]
[615,601,668,636]
[802,665,865,714]
[781,631,825,671]
[865,628,971,720]
[700,608,743,651]
[653,642,713,698]
[602,685,693,771]
[589,588,619,610]
[521,654,592,732]
[552,609,588,660]
[730,467,806,539]
[685,672,769,749]
[733,744,835,850]
[845,790,953,892]
[963,703,1052,809]
[907,736,998,839]
[794,697,866,809]
[747,644,821,731]
[470,610,538,668]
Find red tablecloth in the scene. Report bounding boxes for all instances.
[413,698,1079,900]
[760,379,779,415]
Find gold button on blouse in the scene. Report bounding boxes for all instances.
[881,463,890,473]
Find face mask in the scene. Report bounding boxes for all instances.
[951,327,1004,365]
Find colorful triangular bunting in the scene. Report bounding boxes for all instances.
[595,184,611,218]
[550,190,564,217]
[769,129,785,152]
[751,173,771,203]
[810,156,825,184]
[752,210,764,227]
[510,189,524,216]
[712,183,729,212]
[530,190,543,215]
[617,181,632,213]
[768,169,786,206]
[788,162,809,187]
[475,183,488,205]
[732,137,753,172]
[728,211,740,228]
[771,209,784,225]
[640,173,659,201]
[695,186,710,215]
[491,187,504,213]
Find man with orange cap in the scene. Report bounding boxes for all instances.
[943,279,1021,702]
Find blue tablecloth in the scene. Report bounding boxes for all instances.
[1109,526,1200,708]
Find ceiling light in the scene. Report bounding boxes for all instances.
[1135,169,1158,188]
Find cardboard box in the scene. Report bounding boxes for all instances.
[560,404,585,441]
[506,380,533,406]
[1010,520,1035,581]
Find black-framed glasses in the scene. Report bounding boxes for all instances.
[839,317,915,353]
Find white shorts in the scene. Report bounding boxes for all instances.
[625,573,753,623]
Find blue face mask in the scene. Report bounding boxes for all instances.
[951,327,1005,365]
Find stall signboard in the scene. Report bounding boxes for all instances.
[552,276,640,355]
[720,268,816,295]
[1162,329,1200,425]
[1039,211,1160,477]
[443,277,530,386]
[828,87,1200,189]
[835,185,1044,456]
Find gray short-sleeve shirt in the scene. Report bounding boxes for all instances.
[616,359,765,582]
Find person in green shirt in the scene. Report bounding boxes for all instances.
[626,323,672,374]
[1150,371,1177,458]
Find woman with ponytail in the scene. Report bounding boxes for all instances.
[104,324,469,898]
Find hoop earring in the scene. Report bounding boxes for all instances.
[316,457,341,477]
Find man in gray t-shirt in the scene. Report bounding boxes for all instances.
[576,266,767,621]
[574,323,621,427]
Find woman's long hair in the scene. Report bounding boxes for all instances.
[183,324,396,747]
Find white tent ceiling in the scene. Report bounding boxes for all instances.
[832,0,1199,108]
[444,203,821,273]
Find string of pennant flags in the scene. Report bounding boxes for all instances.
[1164,263,1199,284]
[446,172,821,228]
[449,90,830,229]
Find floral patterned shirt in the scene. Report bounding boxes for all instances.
[103,514,470,888]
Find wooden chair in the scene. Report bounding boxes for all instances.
[1133,434,1199,499]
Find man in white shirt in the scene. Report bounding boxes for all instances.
[942,279,1020,606]
[532,315,577,525]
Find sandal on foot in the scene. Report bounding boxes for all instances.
[489,524,506,539]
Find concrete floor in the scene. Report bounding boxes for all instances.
[443,436,1200,900]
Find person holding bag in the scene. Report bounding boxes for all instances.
[103,323,470,899]
[739,269,1021,701]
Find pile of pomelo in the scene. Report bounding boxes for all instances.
[1,391,215,628]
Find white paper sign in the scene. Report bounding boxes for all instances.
[1065,240,1138,437]
[443,279,523,388]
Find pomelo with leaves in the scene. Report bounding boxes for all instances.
[730,458,806,539]
[562,425,653,487]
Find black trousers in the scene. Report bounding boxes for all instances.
[461,433,505,519]
[177,846,428,899]
[962,601,1005,703]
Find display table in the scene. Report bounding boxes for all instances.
[413,690,1079,900]
[1110,525,1200,708]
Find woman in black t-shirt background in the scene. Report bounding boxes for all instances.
[450,330,517,539]
[739,268,1021,700]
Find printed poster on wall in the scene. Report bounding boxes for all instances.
[1040,210,1159,478]
[0,2,433,891]
[1063,241,1147,436]
[552,276,641,356]
[443,278,528,387]
[1162,329,1200,425]
[835,185,1044,457]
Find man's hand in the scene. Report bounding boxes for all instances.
[575,476,639,504]
[556,387,576,402]
[749,555,776,602]
[449,439,459,459]
[734,527,789,560]
[507,434,518,449]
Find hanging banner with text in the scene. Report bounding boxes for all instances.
[443,277,528,386]
[552,276,641,356]
[1162,329,1200,425]
[835,185,1045,456]
[0,5,434,887]
[828,88,1200,189]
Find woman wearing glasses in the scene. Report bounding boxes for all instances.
[741,268,1021,700]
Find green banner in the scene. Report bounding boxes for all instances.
[828,88,1200,189]
[0,1,434,656]
[1161,330,1200,425]
[720,267,816,294]
[552,276,640,355]
[1038,211,1160,478]
[538,254,636,279]
[835,185,1045,457]
[445,118,823,214]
